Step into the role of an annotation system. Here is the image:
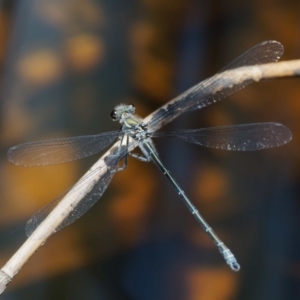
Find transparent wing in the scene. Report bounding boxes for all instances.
[152,123,292,151]
[8,131,122,166]
[26,149,125,239]
[148,41,284,130]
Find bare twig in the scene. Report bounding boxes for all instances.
[0,59,299,294]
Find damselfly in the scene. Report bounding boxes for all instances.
[8,41,292,271]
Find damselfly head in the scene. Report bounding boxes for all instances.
[111,104,135,121]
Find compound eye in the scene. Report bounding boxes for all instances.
[128,103,135,111]
[110,110,118,120]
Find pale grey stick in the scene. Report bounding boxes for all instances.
[0,60,299,294]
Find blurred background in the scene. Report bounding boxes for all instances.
[0,0,299,299]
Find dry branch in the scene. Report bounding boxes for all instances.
[0,59,299,294]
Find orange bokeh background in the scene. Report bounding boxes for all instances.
[0,1,299,299]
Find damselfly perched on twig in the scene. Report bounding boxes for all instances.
[7,40,292,272]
